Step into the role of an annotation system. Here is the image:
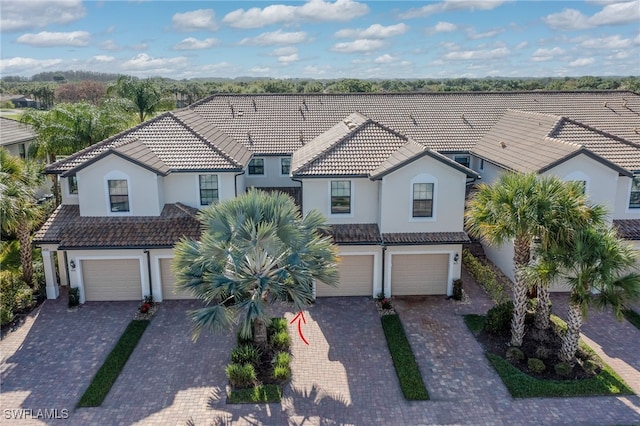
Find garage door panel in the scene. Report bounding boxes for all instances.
[316,255,373,297]
[161,258,195,300]
[392,254,448,296]
[82,259,142,301]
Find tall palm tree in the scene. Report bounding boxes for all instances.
[533,226,640,362]
[107,76,170,123]
[465,173,598,346]
[173,189,338,347]
[0,149,43,287]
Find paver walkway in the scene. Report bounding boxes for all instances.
[1,272,639,425]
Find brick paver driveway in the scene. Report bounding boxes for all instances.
[2,274,640,425]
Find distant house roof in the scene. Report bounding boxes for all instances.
[33,203,200,249]
[0,117,36,146]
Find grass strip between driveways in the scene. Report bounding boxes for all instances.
[464,314,633,398]
[227,384,282,404]
[77,320,150,407]
[381,314,429,400]
[622,309,640,330]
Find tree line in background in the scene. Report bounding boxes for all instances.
[2,73,639,111]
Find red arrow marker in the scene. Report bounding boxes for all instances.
[290,311,309,345]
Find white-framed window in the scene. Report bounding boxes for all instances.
[330,180,351,214]
[571,180,587,195]
[454,155,470,168]
[281,157,291,175]
[199,174,218,205]
[68,175,78,194]
[564,171,589,197]
[410,174,437,221]
[630,173,640,209]
[248,158,264,175]
[108,179,129,212]
[479,159,484,171]
[412,183,434,217]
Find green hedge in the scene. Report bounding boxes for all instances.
[462,249,509,304]
[381,314,429,400]
[0,271,33,325]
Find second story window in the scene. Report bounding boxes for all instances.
[108,179,129,212]
[199,174,218,205]
[331,180,351,214]
[69,175,78,194]
[248,158,264,175]
[630,173,640,209]
[413,183,434,217]
[281,157,291,175]
[454,155,470,168]
[570,180,586,195]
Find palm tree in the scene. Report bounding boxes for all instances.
[173,189,338,347]
[533,225,640,362]
[465,173,599,346]
[0,149,43,287]
[107,76,170,123]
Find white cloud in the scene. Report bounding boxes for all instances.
[444,47,510,60]
[121,53,188,72]
[17,31,91,47]
[429,21,458,34]
[239,30,308,46]
[223,0,369,29]
[374,54,395,63]
[515,41,528,49]
[466,28,504,40]
[100,40,120,52]
[91,55,115,63]
[579,34,633,49]
[278,53,299,63]
[1,0,86,33]
[335,23,409,39]
[399,0,506,19]
[543,1,640,30]
[569,57,596,67]
[272,46,297,56]
[250,67,271,74]
[174,37,219,50]
[302,65,331,76]
[0,57,64,74]
[531,47,565,62]
[172,9,218,32]
[331,39,386,53]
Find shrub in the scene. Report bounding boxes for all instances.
[0,271,32,325]
[237,330,253,346]
[485,301,514,335]
[380,298,392,309]
[68,287,80,308]
[528,358,546,374]
[271,330,290,351]
[554,362,573,377]
[462,249,509,304]
[452,279,463,301]
[225,363,256,389]
[535,346,552,360]
[506,347,525,361]
[231,344,262,366]
[272,365,291,381]
[583,359,599,374]
[274,351,291,368]
[268,317,288,334]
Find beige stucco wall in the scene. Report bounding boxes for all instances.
[164,172,239,208]
[379,156,467,233]
[60,176,79,205]
[76,155,162,216]
[302,178,378,224]
[245,156,296,188]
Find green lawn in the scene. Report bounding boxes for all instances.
[77,320,150,407]
[227,384,282,403]
[380,314,429,400]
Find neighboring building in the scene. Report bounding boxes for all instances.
[0,94,39,109]
[33,91,640,302]
[0,117,36,160]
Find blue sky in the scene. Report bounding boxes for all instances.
[1,1,639,79]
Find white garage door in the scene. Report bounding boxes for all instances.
[160,258,195,300]
[391,254,448,296]
[82,259,142,301]
[316,255,374,297]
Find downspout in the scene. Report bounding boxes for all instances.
[234,170,246,196]
[381,243,387,298]
[144,249,153,299]
[291,177,303,213]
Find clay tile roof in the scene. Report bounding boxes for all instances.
[33,204,200,249]
[0,117,36,146]
[326,223,381,244]
[383,232,470,245]
[613,219,640,240]
[292,112,411,176]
